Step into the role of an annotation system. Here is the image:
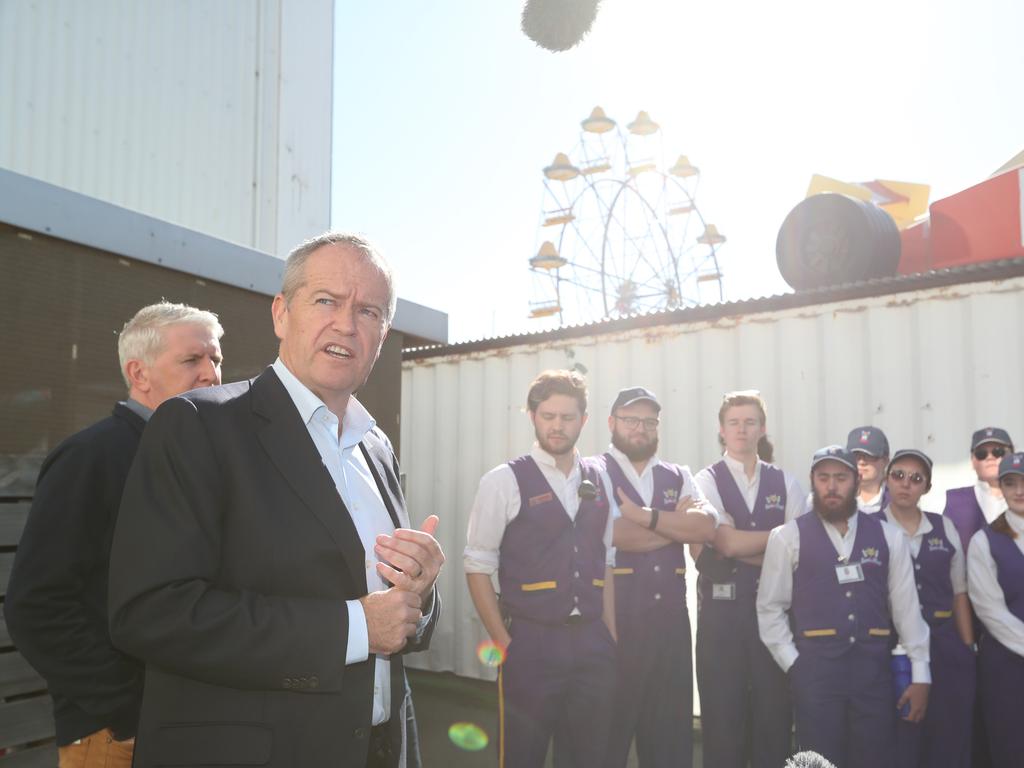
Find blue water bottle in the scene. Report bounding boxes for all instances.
[891,645,912,718]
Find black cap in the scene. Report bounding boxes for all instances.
[610,386,661,414]
[811,445,857,472]
[888,449,934,482]
[971,427,1013,452]
[846,426,890,458]
[998,452,1024,480]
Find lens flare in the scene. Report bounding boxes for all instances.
[448,722,489,751]
[476,640,506,667]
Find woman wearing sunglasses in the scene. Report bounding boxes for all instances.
[967,452,1024,768]
[869,449,974,768]
[944,428,1014,552]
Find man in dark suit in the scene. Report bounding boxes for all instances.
[5,301,224,768]
[108,232,444,768]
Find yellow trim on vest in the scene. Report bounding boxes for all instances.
[802,629,838,637]
[592,579,605,587]
[675,568,687,575]
[520,581,557,592]
[933,610,953,619]
[612,568,634,575]
[498,666,506,768]
[868,628,892,637]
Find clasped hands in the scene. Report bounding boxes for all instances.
[359,514,445,655]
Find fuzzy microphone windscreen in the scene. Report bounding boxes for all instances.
[521,0,603,52]
[786,752,838,768]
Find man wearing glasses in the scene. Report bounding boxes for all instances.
[599,387,717,768]
[944,427,1014,552]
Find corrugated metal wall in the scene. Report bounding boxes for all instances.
[0,0,332,257]
[401,275,1024,685]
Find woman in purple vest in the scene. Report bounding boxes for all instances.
[693,390,806,768]
[868,449,974,768]
[967,451,1024,768]
[943,427,1014,552]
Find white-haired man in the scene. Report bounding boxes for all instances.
[6,301,223,768]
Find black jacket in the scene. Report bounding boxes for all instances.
[5,403,146,745]
[108,368,437,768]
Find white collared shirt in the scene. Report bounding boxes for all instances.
[881,507,967,594]
[756,511,931,682]
[974,481,1009,525]
[604,446,719,525]
[272,358,399,725]
[694,453,803,528]
[967,512,1024,658]
[463,446,615,576]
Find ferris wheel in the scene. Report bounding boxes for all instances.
[528,107,726,325]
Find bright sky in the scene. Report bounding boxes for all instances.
[332,0,1023,343]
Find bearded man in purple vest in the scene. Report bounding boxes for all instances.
[944,427,1014,552]
[596,387,717,768]
[757,445,931,768]
[465,370,617,768]
[868,449,975,768]
[693,391,806,768]
[967,451,1024,768]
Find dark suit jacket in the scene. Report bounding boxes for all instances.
[5,403,145,745]
[108,368,437,768]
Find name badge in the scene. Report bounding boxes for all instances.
[835,563,864,584]
[712,583,736,600]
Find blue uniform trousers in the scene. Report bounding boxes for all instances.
[499,617,616,768]
[790,645,896,768]
[978,633,1024,768]
[605,607,692,768]
[893,621,975,768]
[696,596,792,768]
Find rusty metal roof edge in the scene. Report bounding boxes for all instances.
[402,258,1024,361]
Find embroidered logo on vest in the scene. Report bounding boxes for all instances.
[662,487,679,506]
[764,493,784,512]
[927,536,950,553]
[860,546,883,566]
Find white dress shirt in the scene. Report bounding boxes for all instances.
[274,358,429,726]
[974,481,1009,525]
[880,507,967,594]
[463,446,615,576]
[604,446,719,525]
[757,511,932,682]
[694,453,803,528]
[967,512,1024,658]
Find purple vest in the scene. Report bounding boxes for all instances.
[944,486,985,553]
[603,454,688,615]
[499,455,610,624]
[983,524,1024,624]
[792,511,892,659]
[700,460,787,601]
[870,511,956,629]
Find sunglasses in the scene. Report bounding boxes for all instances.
[974,446,1008,461]
[888,468,927,485]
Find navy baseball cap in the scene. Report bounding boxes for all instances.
[998,452,1024,480]
[846,426,890,458]
[610,386,661,414]
[971,427,1013,451]
[811,445,857,472]
[888,449,934,482]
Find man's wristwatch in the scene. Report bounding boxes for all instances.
[645,507,659,530]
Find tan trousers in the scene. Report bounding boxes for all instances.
[58,728,134,768]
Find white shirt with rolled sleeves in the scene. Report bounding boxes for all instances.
[974,481,1009,525]
[694,453,803,528]
[463,446,616,579]
[272,358,434,727]
[756,511,932,683]
[880,507,967,594]
[967,512,1024,658]
[603,446,719,526]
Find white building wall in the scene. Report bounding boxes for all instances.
[0,0,332,257]
[401,276,1024,689]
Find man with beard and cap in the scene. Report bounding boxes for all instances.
[757,446,931,768]
[944,427,1014,552]
[597,387,717,768]
[692,390,805,768]
[848,426,891,513]
[868,449,974,768]
[465,370,617,768]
